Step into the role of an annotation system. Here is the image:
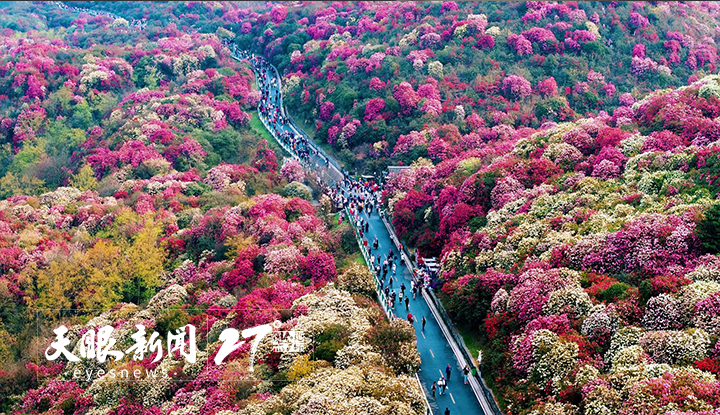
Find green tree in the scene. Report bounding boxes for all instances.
[70,101,93,130]
[698,204,720,254]
[70,164,98,191]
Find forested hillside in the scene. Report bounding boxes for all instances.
[0,3,423,414]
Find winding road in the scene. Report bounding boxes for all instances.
[232,47,494,415]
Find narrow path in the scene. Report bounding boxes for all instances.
[235,48,487,415]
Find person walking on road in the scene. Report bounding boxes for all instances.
[405,296,410,310]
[431,381,436,398]
[422,316,426,331]
[463,365,470,384]
[407,313,414,324]
[446,364,452,381]
[400,282,406,295]
[445,408,450,415]
[438,376,446,395]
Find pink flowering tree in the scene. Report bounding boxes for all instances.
[507,34,533,56]
[441,1,459,13]
[270,5,288,23]
[393,81,420,115]
[281,159,305,183]
[502,75,532,100]
[319,101,335,121]
[301,251,337,284]
[364,97,386,122]
[369,77,386,90]
[632,43,647,58]
[536,77,558,97]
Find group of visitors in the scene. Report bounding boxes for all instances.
[230,46,327,167]
[230,42,482,414]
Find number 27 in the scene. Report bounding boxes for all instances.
[214,324,273,371]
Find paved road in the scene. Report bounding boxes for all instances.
[359,206,485,415]
[235,48,487,415]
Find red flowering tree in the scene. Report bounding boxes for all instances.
[301,251,337,284]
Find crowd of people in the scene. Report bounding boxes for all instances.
[230,45,332,170]
[332,175,435,313]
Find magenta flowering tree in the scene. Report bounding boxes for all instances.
[502,75,532,100]
[270,5,287,23]
[632,43,646,58]
[641,130,683,152]
[281,159,305,183]
[11,104,47,145]
[319,101,335,121]
[420,33,442,49]
[19,380,91,414]
[364,97,386,122]
[694,290,720,336]
[393,81,420,115]
[507,33,533,56]
[631,56,658,77]
[619,92,635,106]
[629,11,650,30]
[441,1,459,13]
[214,100,251,126]
[536,77,558,97]
[369,77,386,90]
[301,251,337,284]
[521,27,557,52]
[421,98,442,117]
[506,268,577,323]
[476,34,495,50]
[591,159,621,180]
[393,130,432,156]
[603,82,617,97]
[587,70,605,85]
[465,112,485,130]
[219,258,256,291]
[573,81,591,94]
